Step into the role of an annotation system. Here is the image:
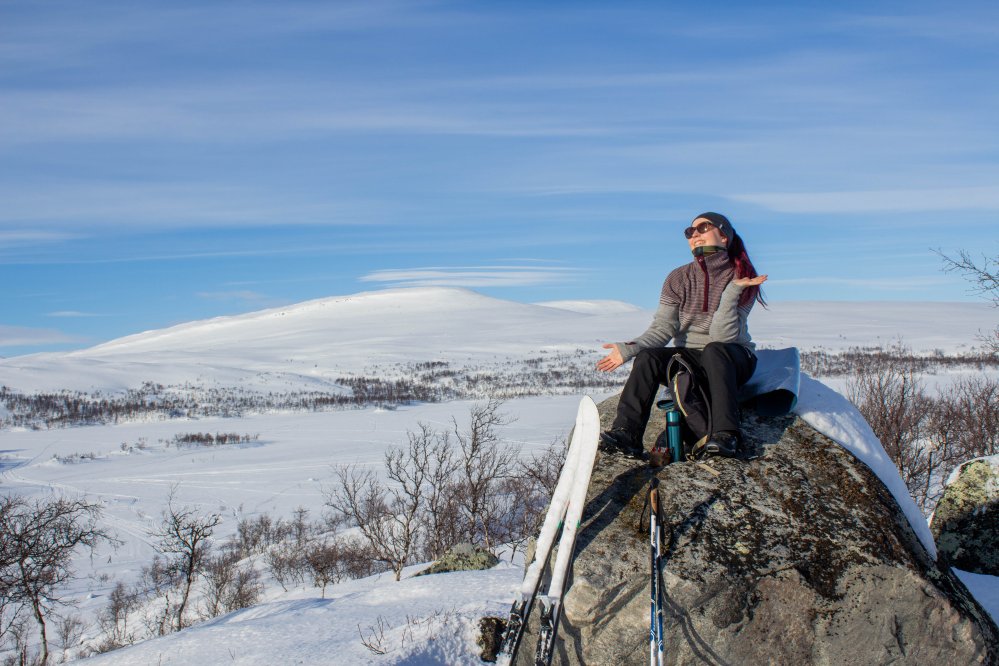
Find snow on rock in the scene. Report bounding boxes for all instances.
[945,454,999,487]
[793,374,938,559]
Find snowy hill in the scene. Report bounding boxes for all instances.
[533,298,642,314]
[1,287,624,393]
[0,287,994,395]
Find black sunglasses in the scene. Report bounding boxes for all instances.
[683,221,716,239]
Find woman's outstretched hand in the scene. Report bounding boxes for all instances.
[733,274,768,287]
[596,343,624,372]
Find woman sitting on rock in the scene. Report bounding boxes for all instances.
[596,212,767,460]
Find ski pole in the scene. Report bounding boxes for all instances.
[649,478,657,666]
[650,478,665,666]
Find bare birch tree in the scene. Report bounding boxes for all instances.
[1,494,114,664]
[148,491,222,632]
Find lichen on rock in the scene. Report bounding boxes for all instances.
[932,457,999,576]
[416,542,499,576]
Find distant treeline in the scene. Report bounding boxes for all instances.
[0,351,622,429]
[798,346,997,377]
[2,347,994,430]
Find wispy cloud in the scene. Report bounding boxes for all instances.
[766,276,952,291]
[0,325,84,347]
[833,11,999,41]
[728,186,999,214]
[0,83,628,146]
[0,182,391,230]
[1,2,474,71]
[47,311,105,318]
[0,230,82,246]
[359,265,582,288]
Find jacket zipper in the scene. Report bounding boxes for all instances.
[696,255,709,312]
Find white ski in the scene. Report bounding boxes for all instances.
[496,396,601,666]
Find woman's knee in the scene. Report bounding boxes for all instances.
[632,347,674,378]
[634,348,654,362]
[702,342,729,361]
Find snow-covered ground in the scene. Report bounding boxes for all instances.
[1,287,996,663]
[77,560,527,666]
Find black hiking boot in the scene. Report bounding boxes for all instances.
[703,431,741,459]
[735,439,762,461]
[598,428,645,460]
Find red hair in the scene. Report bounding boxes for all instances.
[727,234,766,308]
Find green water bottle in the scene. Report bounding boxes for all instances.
[663,401,683,463]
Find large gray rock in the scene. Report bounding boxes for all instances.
[417,542,499,576]
[524,395,999,665]
[931,457,999,575]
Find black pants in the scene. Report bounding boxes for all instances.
[612,342,757,436]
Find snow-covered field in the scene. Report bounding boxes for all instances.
[1,287,996,664]
[2,395,601,664]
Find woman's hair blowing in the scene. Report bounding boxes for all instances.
[727,233,766,308]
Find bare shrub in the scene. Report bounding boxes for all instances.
[200,551,261,619]
[325,466,419,582]
[138,555,175,597]
[519,437,569,499]
[171,433,259,448]
[338,537,381,580]
[265,543,308,591]
[234,511,298,555]
[418,426,462,561]
[95,582,140,653]
[235,513,273,556]
[452,399,519,550]
[492,438,568,560]
[939,249,999,355]
[942,375,999,459]
[290,507,311,548]
[358,615,390,655]
[845,342,999,512]
[324,400,566,576]
[148,491,222,632]
[357,608,459,657]
[54,612,84,652]
[1,618,34,666]
[846,349,940,508]
[304,541,342,598]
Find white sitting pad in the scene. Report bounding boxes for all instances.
[738,347,801,416]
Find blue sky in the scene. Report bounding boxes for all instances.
[2,0,998,355]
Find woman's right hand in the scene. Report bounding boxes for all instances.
[596,343,624,372]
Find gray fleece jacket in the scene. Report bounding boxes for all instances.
[614,251,756,362]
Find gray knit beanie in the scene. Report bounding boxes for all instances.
[692,212,736,245]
